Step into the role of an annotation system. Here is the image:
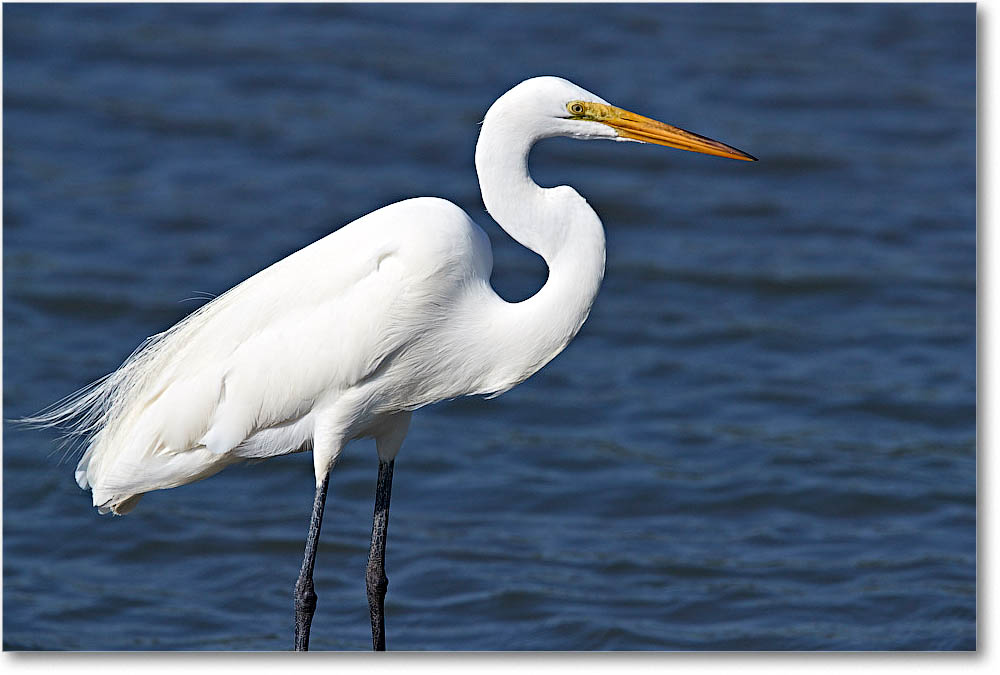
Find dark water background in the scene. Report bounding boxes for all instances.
[3,3,975,650]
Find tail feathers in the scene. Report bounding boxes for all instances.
[75,446,95,489]
[85,446,235,515]
[95,493,144,516]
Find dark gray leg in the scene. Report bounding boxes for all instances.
[294,473,330,651]
[366,460,395,651]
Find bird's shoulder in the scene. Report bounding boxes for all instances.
[226,197,485,308]
[345,197,492,278]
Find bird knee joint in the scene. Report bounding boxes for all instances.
[295,580,317,612]
[366,572,388,597]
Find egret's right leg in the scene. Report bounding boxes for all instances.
[294,472,329,651]
[293,421,346,651]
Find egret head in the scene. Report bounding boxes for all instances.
[490,76,756,162]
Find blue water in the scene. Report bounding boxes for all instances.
[3,3,975,651]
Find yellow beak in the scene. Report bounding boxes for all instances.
[570,101,756,162]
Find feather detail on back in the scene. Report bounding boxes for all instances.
[24,197,490,514]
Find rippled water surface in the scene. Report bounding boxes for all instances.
[3,3,975,650]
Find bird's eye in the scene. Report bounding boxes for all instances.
[568,102,586,116]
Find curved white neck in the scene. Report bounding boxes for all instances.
[472,113,606,393]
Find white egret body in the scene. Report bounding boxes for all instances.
[31,76,754,649]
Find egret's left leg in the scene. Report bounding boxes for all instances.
[366,459,394,651]
[366,411,411,651]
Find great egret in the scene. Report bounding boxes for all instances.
[29,76,755,650]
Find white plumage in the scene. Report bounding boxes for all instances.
[63,196,499,512]
[30,76,754,519]
[28,75,755,650]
